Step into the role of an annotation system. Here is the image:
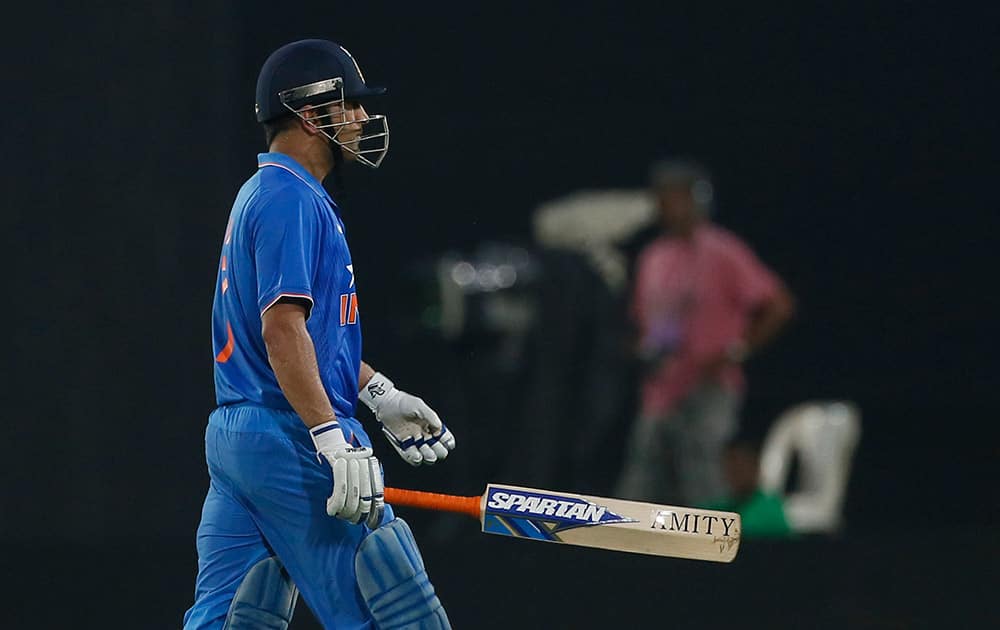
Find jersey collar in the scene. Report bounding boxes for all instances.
[257,152,334,204]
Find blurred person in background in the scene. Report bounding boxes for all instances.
[615,159,795,507]
[705,437,792,538]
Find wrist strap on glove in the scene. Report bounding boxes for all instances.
[358,372,394,413]
[310,420,347,461]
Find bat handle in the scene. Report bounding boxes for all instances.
[384,487,482,521]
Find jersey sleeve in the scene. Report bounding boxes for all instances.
[252,190,321,317]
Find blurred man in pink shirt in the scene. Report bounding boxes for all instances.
[616,159,795,506]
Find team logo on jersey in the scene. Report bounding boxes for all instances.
[483,488,636,542]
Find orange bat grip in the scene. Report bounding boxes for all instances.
[384,487,482,521]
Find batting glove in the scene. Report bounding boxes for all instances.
[358,372,456,466]
[310,420,385,528]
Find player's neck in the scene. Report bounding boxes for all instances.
[269,137,333,182]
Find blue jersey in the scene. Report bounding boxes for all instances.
[211,152,362,419]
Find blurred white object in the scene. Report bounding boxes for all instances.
[532,189,655,292]
[759,401,861,535]
[434,243,540,339]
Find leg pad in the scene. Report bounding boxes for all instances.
[356,518,451,629]
[223,556,298,630]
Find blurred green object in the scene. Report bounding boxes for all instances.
[705,489,792,539]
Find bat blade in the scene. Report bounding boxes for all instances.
[385,484,740,563]
[481,484,740,562]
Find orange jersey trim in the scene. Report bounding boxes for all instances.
[215,322,235,363]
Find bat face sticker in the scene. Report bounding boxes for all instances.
[484,488,637,541]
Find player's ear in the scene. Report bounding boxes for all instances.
[297,108,322,136]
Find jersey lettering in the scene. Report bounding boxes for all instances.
[340,292,359,326]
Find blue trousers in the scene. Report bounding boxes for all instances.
[183,404,394,629]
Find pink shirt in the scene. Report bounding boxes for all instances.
[632,224,780,417]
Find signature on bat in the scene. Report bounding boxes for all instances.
[713,533,740,552]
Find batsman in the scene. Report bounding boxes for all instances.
[183,39,456,629]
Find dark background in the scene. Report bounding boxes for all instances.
[3,2,996,627]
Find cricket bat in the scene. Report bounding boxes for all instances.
[384,484,740,563]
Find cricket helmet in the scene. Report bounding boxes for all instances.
[255,39,389,168]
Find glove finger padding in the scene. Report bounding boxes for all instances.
[366,457,385,529]
[382,425,423,466]
[425,426,456,461]
[355,460,372,525]
[437,427,456,451]
[417,441,438,465]
[328,456,349,517]
[343,457,361,521]
[425,432,450,461]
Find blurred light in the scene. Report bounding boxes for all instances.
[496,264,517,288]
[451,261,476,286]
[477,264,499,291]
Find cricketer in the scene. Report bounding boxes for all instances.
[183,39,455,629]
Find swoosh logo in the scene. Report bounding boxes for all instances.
[215,323,235,363]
